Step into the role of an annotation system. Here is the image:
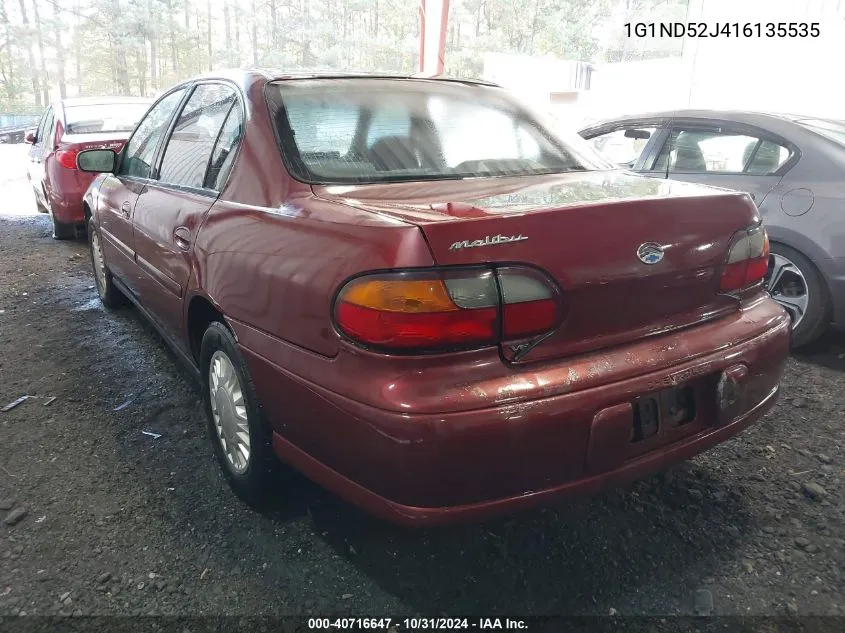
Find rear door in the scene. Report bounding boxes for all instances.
[131,82,243,345]
[97,88,189,295]
[645,122,792,207]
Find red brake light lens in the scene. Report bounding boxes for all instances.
[720,224,770,292]
[334,267,561,353]
[56,148,80,170]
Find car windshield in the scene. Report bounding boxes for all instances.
[797,118,845,147]
[64,102,150,134]
[267,79,614,184]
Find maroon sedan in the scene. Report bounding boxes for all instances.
[25,96,151,239]
[77,71,790,525]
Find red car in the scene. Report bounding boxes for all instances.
[77,71,790,525]
[25,97,151,239]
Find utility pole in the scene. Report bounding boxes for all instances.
[417,0,450,76]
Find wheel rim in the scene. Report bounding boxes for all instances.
[90,231,107,295]
[765,253,809,330]
[209,350,251,475]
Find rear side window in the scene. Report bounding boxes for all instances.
[205,103,244,190]
[158,84,237,189]
[746,140,790,175]
[652,128,790,175]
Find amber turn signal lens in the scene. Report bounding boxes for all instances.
[340,279,459,313]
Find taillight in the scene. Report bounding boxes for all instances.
[497,267,560,339]
[56,147,80,169]
[334,267,562,353]
[720,224,770,292]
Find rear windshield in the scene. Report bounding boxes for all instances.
[64,102,150,134]
[797,118,845,147]
[266,79,613,184]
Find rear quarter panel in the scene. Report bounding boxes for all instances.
[193,195,434,358]
[761,141,845,291]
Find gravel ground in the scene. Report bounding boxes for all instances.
[1,144,844,625]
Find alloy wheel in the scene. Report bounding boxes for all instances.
[765,253,809,330]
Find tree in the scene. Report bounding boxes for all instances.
[16,0,41,107]
[0,0,661,111]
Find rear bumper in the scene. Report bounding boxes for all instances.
[49,188,86,224]
[240,297,791,526]
[47,170,95,224]
[271,383,779,526]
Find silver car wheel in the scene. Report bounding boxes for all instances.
[90,230,108,296]
[766,253,809,330]
[209,350,251,475]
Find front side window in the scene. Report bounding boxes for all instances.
[119,89,187,179]
[586,127,656,167]
[267,78,613,184]
[652,128,790,175]
[158,84,237,189]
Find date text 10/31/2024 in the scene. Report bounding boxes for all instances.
[307,618,529,630]
[624,22,820,38]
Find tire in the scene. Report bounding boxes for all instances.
[200,321,277,507]
[766,243,830,347]
[88,219,128,308]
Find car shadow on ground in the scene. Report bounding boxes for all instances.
[257,464,753,615]
[792,328,845,372]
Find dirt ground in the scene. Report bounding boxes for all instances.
[0,143,844,623]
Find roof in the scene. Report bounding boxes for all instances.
[188,67,500,89]
[580,109,817,129]
[258,69,499,87]
[578,109,845,150]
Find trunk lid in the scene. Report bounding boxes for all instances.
[315,171,760,363]
[57,130,130,153]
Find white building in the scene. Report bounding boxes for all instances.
[486,0,845,130]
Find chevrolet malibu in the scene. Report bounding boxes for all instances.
[77,71,790,525]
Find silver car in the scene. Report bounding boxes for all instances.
[580,111,845,347]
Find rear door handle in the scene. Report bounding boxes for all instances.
[120,201,131,217]
[173,227,192,251]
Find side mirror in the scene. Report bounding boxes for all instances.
[77,148,117,173]
[24,129,36,144]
